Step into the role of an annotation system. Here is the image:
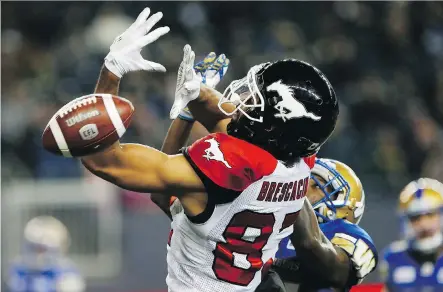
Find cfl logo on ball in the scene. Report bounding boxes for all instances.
[79,124,99,141]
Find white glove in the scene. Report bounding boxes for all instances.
[171,45,230,120]
[104,7,170,78]
[170,45,199,119]
[331,233,377,282]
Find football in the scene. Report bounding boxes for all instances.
[42,93,134,157]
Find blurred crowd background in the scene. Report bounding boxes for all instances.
[1,1,443,291]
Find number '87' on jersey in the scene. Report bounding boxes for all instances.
[166,133,315,292]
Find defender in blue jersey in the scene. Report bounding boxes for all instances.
[261,158,378,292]
[379,178,443,292]
[8,216,85,292]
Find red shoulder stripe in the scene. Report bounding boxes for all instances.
[186,133,277,191]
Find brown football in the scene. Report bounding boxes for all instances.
[42,94,134,157]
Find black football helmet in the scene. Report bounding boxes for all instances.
[219,59,339,164]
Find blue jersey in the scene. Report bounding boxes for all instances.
[8,257,83,292]
[380,240,443,292]
[275,219,377,261]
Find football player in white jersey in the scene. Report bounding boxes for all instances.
[153,53,377,291]
[79,7,340,292]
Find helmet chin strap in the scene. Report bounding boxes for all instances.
[412,232,443,253]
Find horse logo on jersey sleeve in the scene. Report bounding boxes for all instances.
[203,138,232,169]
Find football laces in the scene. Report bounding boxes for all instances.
[59,96,98,118]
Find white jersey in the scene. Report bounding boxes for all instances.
[166,133,313,292]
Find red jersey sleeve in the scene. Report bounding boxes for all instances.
[184,133,277,191]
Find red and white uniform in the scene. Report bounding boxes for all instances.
[167,133,314,292]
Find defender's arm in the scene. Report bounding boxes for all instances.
[287,200,352,288]
[187,84,232,134]
[81,66,205,195]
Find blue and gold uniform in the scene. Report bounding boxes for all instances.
[380,240,443,291]
[277,219,377,265]
[380,178,443,292]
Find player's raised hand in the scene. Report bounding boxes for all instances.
[170,44,200,119]
[172,47,230,120]
[104,7,170,78]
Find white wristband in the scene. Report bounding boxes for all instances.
[104,54,124,78]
